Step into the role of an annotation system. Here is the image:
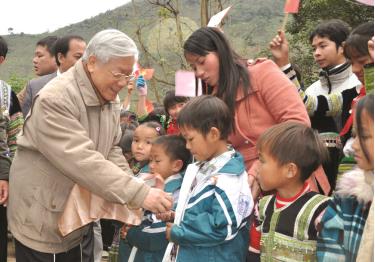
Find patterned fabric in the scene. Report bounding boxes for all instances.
[282,65,358,118]
[257,192,329,262]
[317,170,372,262]
[0,109,10,180]
[0,80,23,158]
[317,195,369,262]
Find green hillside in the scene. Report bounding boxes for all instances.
[0,0,285,98]
[0,0,372,102]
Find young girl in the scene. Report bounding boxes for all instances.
[129,121,166,175]
[163,91,189,135]
[163,95,253,262]
[109,121,165,262]
[317,93,374,261]
[248,122,329,261]
[119,135,191,262]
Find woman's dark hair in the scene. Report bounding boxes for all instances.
[309,19,350,49]
[177,95,233,140]
[153,135,192,171]
[163,90,189,116]
[344,21,374,59]
[355,93,374,163]
[183,27,250,115]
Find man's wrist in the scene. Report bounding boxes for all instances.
[276,59,290,68]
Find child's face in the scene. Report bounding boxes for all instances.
[149,144,179,179]
[180,126,221,162]
[168,102,186,120]
[131,125,159,162]
[257,150,289,192]
[353,110,374,171]
[311,36,345,69]
[350,53,372,84]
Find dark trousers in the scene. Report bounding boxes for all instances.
[15,238,82,262]
[0,206,7,262]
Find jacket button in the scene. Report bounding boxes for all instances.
[51,204,56,209]
[245,140,249,144]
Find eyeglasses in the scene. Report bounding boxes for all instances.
[108,70,136,82]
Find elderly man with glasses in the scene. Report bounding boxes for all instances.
[7,29,173,262]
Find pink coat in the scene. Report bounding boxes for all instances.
[228,59,330,195]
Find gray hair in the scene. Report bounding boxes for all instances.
[82,29,138,63]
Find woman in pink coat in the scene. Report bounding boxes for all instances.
[183,27,330,197]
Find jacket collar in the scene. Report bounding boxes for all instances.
[74,60,119,107]
[318,62,353,94]
[336,168,374,204]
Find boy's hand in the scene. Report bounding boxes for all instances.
[156,211,175,222]
[120,224,132,239]
[269,30,290,67]
[166,222,174,241]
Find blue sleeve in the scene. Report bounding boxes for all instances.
[317,196,346,262]
[126,220,168,252]
[170,189,236,247]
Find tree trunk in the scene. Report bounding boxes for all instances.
[200,0,209,27]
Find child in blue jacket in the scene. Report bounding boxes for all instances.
[119,135,191,262]
[163,95,253,262]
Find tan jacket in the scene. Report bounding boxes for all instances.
[7,61,150,253]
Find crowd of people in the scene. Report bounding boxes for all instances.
[0,16,373,262]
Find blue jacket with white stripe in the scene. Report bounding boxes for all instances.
[170,151,253,262]
[119,173,183,262]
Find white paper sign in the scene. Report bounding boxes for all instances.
[207,6,232,28]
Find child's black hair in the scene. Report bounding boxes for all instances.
[344,21,374,59]
[163,90,189,116]
[139,121,166,136]
[257,121,328,182]
[119,129,134,155]
[177,95,233,140]
[153,135,192,171]
[309,19,350,49]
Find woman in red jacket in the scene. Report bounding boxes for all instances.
[183,27,329,197]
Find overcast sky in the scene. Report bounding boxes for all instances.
[0,0,131,35]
